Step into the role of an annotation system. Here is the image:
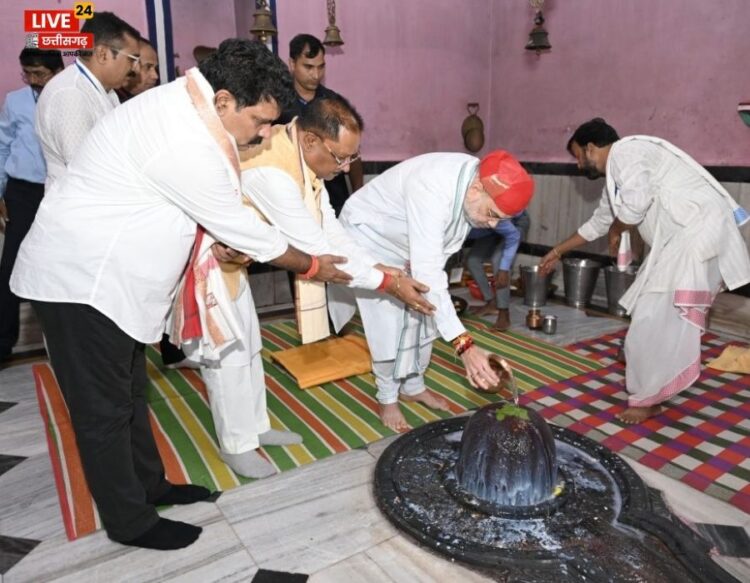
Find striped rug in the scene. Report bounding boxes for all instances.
[34,317,600,540]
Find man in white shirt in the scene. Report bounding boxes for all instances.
[12,39,348,551]
[35,11,141,188]
[329,151,536,432]
[195,94,434,478]
[539,118,750,424]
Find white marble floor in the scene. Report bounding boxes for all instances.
[1,300,749,582]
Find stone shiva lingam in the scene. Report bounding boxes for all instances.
[374,400,739,582]
[445,402,569,520]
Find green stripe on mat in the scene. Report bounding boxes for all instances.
[137,318,600,492]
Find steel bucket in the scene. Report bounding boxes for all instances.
[520,265,554,307]
[604,265,638,317]
[562,258,602,307]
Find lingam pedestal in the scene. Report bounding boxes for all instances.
[374,402,738,583]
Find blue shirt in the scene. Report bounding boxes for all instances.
[0,86,47,195]
[467,211,527,271]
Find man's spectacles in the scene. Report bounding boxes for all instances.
[312,133,360,168]
[108,46,141,67]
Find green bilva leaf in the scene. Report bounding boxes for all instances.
[495,403,530,422]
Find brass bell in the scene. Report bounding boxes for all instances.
[461,103,485,153]
[323,24,344,47]
[525,11,551,54]
[250,0,277,43]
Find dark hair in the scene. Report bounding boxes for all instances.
[298,94,364,140]
[289,34,325,60]
[567,118,620,154]
[19,48,63,72]
[80,11,140,56]
[199,38,295,110]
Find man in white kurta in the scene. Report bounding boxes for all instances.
[10,39,337,551]
[540,118,750,423]
[193,95,435,475]
[35,11,141,188]
[329,151,536,431]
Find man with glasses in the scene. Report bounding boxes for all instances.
[0,48,63,366]
[35,11,140,188]
[117,38,160,102]
[181,94,434,478]
[13,38,351,551]
[278,34,364,216]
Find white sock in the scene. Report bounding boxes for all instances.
[258,429,303,446]
[221,450,277,479]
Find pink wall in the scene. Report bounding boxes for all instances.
[275,0,494,161]
[1,0,748,165]
[276,0,750,166]
[488,0,750,166]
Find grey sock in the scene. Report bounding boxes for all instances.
[221,450,277,479]
[258,429,303,446]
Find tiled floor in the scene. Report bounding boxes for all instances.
[1,299,749,582]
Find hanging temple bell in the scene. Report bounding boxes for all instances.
[323,24,344,47]
[249,1,277,43]
[461,103,485,153]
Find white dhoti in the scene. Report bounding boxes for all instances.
[372,342,434,404]
[184,278,269,454]
[622,214,724,407]
[624,287,717,408]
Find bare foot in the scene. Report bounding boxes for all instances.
[470,302,498,316]
[379,403,410,432]
[493,308,511,331]
[401,389,452,412]
[616,405,662,424]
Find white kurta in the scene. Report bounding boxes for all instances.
[241,167,383,289]
[195,166,387,453]
[329,152,477,370]
[578,136,750,405]
[35,60,120,189]
[12,70,287,344]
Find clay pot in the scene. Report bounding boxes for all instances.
[461,103,485,153]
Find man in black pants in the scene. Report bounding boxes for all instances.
[0,49,63,365]
[12,39,350,551]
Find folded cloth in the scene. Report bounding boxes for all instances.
[706,345,750,374]
[270,335,372,389]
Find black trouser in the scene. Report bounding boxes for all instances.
[159,333,186,365]
[32,301,170,541]
[0,178,44,359]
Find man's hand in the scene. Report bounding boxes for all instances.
[312,255,353,284]
[607,218,636,257]
[538,250,559,275]
[0,199,7,234]
[386,276,435,316]
[375,263,407,278]
[495,269,510,289]
[211,242,251,265]
[608,227,621,257]
[460,346,500,391]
